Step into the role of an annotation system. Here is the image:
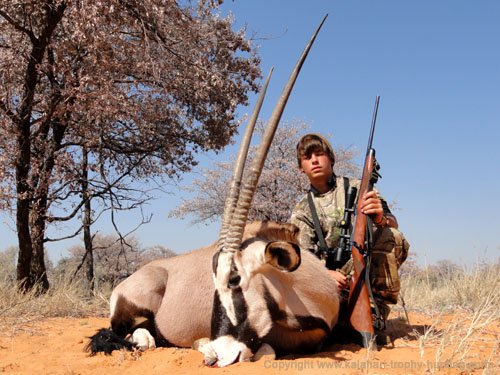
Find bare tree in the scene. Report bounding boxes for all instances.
[170,120,361,224]
[0,0,260,291]
[139,244,177,265]
[58,233,176,287]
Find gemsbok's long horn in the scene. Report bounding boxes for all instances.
[222,14,328,253]
[218,68,274,247]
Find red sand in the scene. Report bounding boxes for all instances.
[0,311,497,374]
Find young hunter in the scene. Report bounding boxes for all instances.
[290,133,410,331]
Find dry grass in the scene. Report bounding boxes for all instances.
[401,261,500,312]
[0,276,109,318]
[0,273,109,334]
[397,261,500,373]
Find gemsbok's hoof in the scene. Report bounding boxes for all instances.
[130,328,156,351]
[192,337,217,366]
[203,336,254,367]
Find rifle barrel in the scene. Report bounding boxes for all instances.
[367,96,380,152]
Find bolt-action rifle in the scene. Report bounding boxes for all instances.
[346,96,381,348]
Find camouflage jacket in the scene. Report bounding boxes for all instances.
[290,176,391,259]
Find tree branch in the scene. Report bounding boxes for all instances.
[0,9,37,42]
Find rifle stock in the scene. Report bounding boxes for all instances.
[347,96,380,348]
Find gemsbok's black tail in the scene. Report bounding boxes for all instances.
[85,328,136,355]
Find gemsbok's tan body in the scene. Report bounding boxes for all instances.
[86,16,338,367]
[104,222,338,352]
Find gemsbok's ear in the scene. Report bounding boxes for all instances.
[264,241,301,272]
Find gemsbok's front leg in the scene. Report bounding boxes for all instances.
[130,328,156,351]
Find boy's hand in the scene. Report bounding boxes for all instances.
[360,189,384,224]
[328,269,347,289]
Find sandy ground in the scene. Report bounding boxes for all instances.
[0,311,498,375]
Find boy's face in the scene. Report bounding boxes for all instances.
[299,149,333,184]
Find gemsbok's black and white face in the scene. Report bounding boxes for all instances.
[205,224,302,366]
[86,15,339,368]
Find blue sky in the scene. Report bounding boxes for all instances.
[2,1,499,266]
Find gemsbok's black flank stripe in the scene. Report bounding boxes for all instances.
[261,284,330,353]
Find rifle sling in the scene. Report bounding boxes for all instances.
[307,177,351,256]
[307,192,328,254]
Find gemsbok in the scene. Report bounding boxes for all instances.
[86,15,339,367]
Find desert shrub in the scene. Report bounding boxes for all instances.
[52,234,176,289]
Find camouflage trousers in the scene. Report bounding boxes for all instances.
[338,226,410,324]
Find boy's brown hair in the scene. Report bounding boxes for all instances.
[296,133,335,167]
